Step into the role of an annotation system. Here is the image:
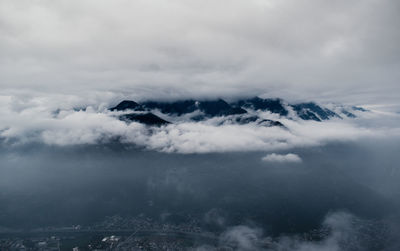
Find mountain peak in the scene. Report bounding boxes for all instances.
[197,99,247,117]
[234,97,289,116]
[291,102,340,121]
[120,113,170,126]
[110,100,142,111]
[110,96,364,127]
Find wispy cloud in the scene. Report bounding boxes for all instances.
[196,211,386,251]
[262,153,302,163]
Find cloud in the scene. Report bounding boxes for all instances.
[198,211,388,250]
[1,94,399,153]
[0,0,399,104]
[261,153,302,163]
[219,225,264,250]
[273,212,356,251]
[204,208,227,227]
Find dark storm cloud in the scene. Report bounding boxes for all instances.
[0,0,399,104]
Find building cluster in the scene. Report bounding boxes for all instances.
[0,236,60,251]
[91,215,204,234]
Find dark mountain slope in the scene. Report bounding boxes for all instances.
[198,99,247,117]
[110,100,143,111]
[110,97,363,126]
[290,102,340,121]
[120,113,170,126]
[234,97,288,116]
[141,99,247,117]
[141,100,198,115]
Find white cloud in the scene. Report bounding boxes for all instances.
[0,94,399,153]
[198,211,376,250]
[261,153,302,163]
[0,0,399,104]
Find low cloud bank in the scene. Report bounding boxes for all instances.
[0,94,399,153]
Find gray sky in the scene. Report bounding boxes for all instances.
[1,0,399,104]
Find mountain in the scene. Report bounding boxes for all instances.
[120,113,170,126]
[352,106,368,112]
[141,100,197,115]
[141,99,247,117]
[110,100,143,111]
[110,96,364,126]
[290,102,340,121]
[197,99,247,117]
[234,97,288,116]
[223,115,285,127]
[341,109,356,118]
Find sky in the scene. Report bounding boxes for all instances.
[1,0,399,105]
[0,0,400,152]
[1,2,400,249]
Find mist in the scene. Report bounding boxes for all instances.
[1,0,400,249]
[1,137,400,249]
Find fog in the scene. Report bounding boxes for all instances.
[2,0,400,249]
[1,137,400,249]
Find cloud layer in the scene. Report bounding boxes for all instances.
[1,94,399,153]
[1,0,399,104]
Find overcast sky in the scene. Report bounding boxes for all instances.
[1,0,399,104]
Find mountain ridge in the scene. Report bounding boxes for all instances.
[110,97,365,126]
